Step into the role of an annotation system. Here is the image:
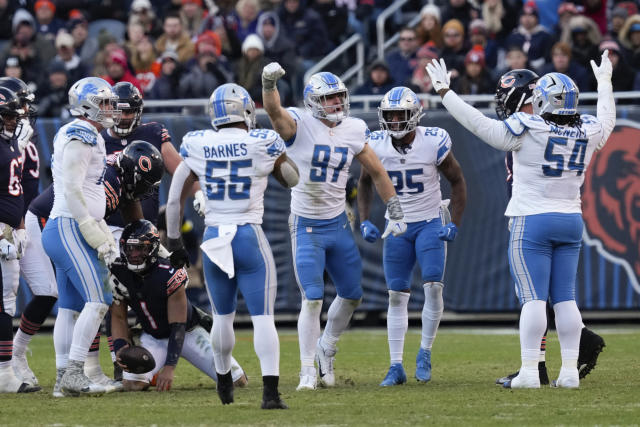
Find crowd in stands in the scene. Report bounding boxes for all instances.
[0,0,637,117]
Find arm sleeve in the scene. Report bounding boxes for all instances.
[595,78,616,150]
[166,161,192,240]
[441,91,522,152]
[62,139,94,221]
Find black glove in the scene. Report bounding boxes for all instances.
[167,238,190,269]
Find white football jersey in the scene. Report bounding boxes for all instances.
[505,112,607,216]
[369,127,451,222]
[49,120,107,220]
[286,107,367,219]
[180,127,285,226]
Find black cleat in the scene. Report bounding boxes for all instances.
[261,395,289,410]
[496,362,549,385]
[216,372,234,405]
[17,383,41,393]
[578,327,605,379]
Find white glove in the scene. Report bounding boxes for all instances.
[381,219,407,239]
[12,228,27,259]
[426,58,452,92]
[97,219,116,248]
[0,238,18,260]
[262,62,285,91]
[193,190,206,217]
[97,242,119,267]
[15,118,33,153]
[590,49,612,83]
[78,217,110,249]
[109,273,130,305]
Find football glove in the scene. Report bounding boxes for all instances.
[438,222,458,241]
[360,220,380,243]
[193,189,206,217]
[382,195,407,238]
[0,238,18,260]
[262,62,285,91]
[97,243,119,268]
[590,49,612,84]
[78,217,110,249]
[15,119,34,154]
[12,228,27,259]
[168,238,190,269]
[426,58,452,92]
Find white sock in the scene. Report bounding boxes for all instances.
[54,308,79,369]
[68,303,108,363]
[298,299,322,374]
[553,300,582,370]
[211,313,235,375]
[251,315,279,376]
[85,349,102,375]
[420,282,443,350]
[387,290,409,364]
[12,329,32,359]
[519,300,547,369]
[320,296,361,352]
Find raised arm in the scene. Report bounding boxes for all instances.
[426,59,521,152]
[262,62,297,141]
[590,50,616,150]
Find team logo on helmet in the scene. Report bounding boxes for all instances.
[500,75,516,88]
[582,122,640,295]
[138,155,151,172]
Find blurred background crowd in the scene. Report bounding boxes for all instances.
[0,0,637,117]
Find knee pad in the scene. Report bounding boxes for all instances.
[423,281,443,295]
[84,302,109,318]
[388,290,409,307]
[301,298,323,315]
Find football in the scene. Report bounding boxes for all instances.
[118,345,156,374]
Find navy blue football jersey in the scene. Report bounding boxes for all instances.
[0,136,24,228]
[110,258,196,339]
[101,122,170,227]
[20,139,40,216]
[28,164,123,220]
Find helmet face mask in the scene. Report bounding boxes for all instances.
[113,82,143,137]
[532,72,579,116]
[0,87,25,139]
[68,77,122,128]
[378,87,423,139]
[119,220,160,273]
[494,69,539,120]
[304,72,350,122]
[0,77,36,120]
[209,83,256,131]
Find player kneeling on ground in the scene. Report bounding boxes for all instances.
[110,220,247,392]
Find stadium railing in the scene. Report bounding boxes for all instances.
[302,33,366,88]
[376,0,422,61]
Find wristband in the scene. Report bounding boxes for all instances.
[165,322,186,367]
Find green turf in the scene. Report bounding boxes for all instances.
[2,327,639,426]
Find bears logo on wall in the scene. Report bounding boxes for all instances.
[582,121,640,294]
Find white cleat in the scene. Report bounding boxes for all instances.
[503,367,540,389]
[0,365,40,393]
[552,367,579,389]
[296,373,317,391]
[61,361,107,396]
[13,354,39,386]
[315,340,336,387]
[53,368,65,398]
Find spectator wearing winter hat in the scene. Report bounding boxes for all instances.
[539,41,590,90]
[148,50,183,111]
[53,32,90,84]
[34,0,65,42]
[440,19,468,78]
[68,17,99,68]
[278,0,331,65]
[129,0,163,39]
[131,36,160,95]
[598,39,636,93]
[523,0,562,32]
[155,11,195,63]
[415,4,443,48]
[468,19,498,69]
[234,0,262,42]
[451,47,494,97]
[409,42,440,94]
[494,45,532,80]
[441,0,478,32]
[619,15,640,71]
[610,6,630,40]
[505,1,553,70]
[257,11,296,81]
[560,15,601,70]
[353,59,395,96]
[101,49,143,92]
[385,27,419,86]
[180,0,207,39]
[37,60,70,118]
[552,2,580,43]
[179,31,232,100]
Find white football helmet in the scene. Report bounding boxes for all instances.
[378,86,424,139]
[209,83,256,130]
[532,72,579,116]
[303,72,349,122]
[68,77,121,128]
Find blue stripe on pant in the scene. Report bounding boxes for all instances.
[383,218,445,291]
[41,217,112,310]
[508,213,583,305]
[289,212,362,301]
[202,224,277,316]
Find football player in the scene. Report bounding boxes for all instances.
[261,63,406,391]
[358,87,466,386]
[166,83,297,409]
[0,86,39,393]
[110,220,247,392]
[41,77,122,396]
[426,51,615,388]
[493,69,606,386]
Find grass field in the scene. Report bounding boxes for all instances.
[1,327,639,426]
